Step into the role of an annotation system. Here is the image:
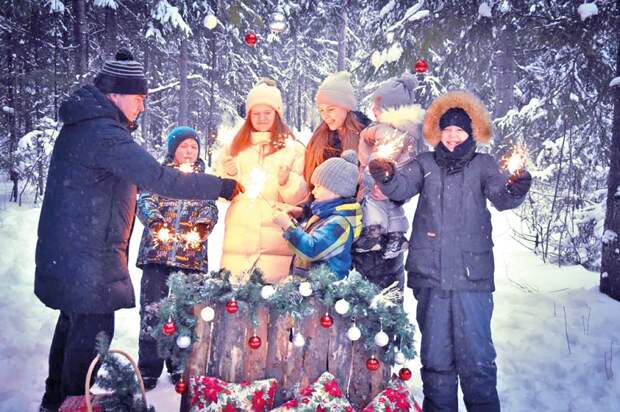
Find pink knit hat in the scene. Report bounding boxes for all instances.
[246,79,283,118]
[315,71,357,110]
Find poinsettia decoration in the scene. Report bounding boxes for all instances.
[190,376,277,412]
[269,372,353,411]
[361,380,420,412]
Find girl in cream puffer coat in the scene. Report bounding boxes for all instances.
[215,79,307,283]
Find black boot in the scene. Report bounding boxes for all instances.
[382,232,408,259]
[354,225,384,253]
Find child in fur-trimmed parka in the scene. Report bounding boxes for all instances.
[369,91,532,412]
[273,150,362,280]
[135,126,218,390]
[356,72,424,260]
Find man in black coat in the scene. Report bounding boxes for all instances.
[35,49,242,411]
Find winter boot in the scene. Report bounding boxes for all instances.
[354,225,385,253]
[383,232,408,259]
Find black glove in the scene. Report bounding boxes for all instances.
[220,178,245,200]
[368,158,396,184]
[195,222,213,241]
[506,170,532,196]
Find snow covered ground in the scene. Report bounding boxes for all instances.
[0,189,619,411]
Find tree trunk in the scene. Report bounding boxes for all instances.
[181,300,390,411]
[104,6,117,57]
[72,0,87,77]
[493,13,516,153]
[178,35,189,125]
[600,15,620,301]
[337,0,348,71]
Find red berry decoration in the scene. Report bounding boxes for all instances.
[162,320,176,336]
[248,335,262,349]
[414,58,428,73]
[320,313,333,328]
[226,300,238,314]
[366,356,380,371]
[175,377,188,394]
[244,31,257,46]
[399,367,412,381]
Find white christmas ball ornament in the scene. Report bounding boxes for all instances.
[204,15,218,30]
[347,324,361,341]
[374,330,389,347]
[293,333,305,347]
[176,335,192,349]
[200,306,215,322]
[299,281,313,297]
[261,285,276,299]
[334,299,350,315]
[394,351,406,365]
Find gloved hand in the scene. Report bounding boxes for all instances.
[222,155,238,176]
[273,210,294,230]
[275,202,304,219]
[278,164,291,186]
[195,222,214,241]
[220,178,245,201]
[368,158,396,184]
[506,170,532,196]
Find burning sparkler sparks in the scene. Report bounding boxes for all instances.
[246,168,268,200]
[183,227,202,250]
[501,144,529,174]
[178,162,194,173]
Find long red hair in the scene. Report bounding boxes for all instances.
[303,112,365,186]
[229,112,294,157]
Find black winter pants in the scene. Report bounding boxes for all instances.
[413,287,500,412]
[42,311,115,407]
[138,263,178,379]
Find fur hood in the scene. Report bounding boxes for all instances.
[379,104,425,136]
[422,90,492,147]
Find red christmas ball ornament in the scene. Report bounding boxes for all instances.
[248,334,262,349]
[175,377,188,394]
[226,300,238,314]
[366,356,380,371]
[320,313,333,328]
[162,319,176,336]
[414,58,428,73]
[244,31,257,46]
[399,367,412,381]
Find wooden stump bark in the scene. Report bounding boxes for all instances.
[180,299,390,411]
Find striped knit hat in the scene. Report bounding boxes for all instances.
[94,48,148,95]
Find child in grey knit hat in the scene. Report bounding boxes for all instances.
[356,72,425,259]
[273,150,362,280]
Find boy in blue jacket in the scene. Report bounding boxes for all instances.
[369,91,532,412]
[273,150,361,280]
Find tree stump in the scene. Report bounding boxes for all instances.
[180,299,390,411]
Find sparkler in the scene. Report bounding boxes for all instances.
[178,162,194,173]
[156,225,174,244]
[246,168,269,202]
[182,227,202,251]
[501,144,529,174]
[373,129,407,160]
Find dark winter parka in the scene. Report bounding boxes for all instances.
[35,85,225,313]
[377,91,529,291]
[136,159,218,272]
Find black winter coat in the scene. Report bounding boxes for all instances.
[35,85,224,313]
[378,151,529,291]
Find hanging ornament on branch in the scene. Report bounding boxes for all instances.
[334,298,350,315]
[374,329,389,347]
[320,313,333,328]
[204,14,218,30]
[269,11,286,33]
[366,356,380,371]
[292,332,305,348]
[298,281,313,297]
[244,31,258,47]
[399,367,412,381]
[175,377,188,394]
[394,350,406,365]
[200,306,215,322]
[414,58,429,73]
[347,323,361,341]
[248,334,262,349]
[261,285,276,300]
[226,299,238,314]
[176,335,192,349]
[163,318,177,336]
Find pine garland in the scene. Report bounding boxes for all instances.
[153,266,417,369]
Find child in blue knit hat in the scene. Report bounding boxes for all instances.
[135,126,219,390]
